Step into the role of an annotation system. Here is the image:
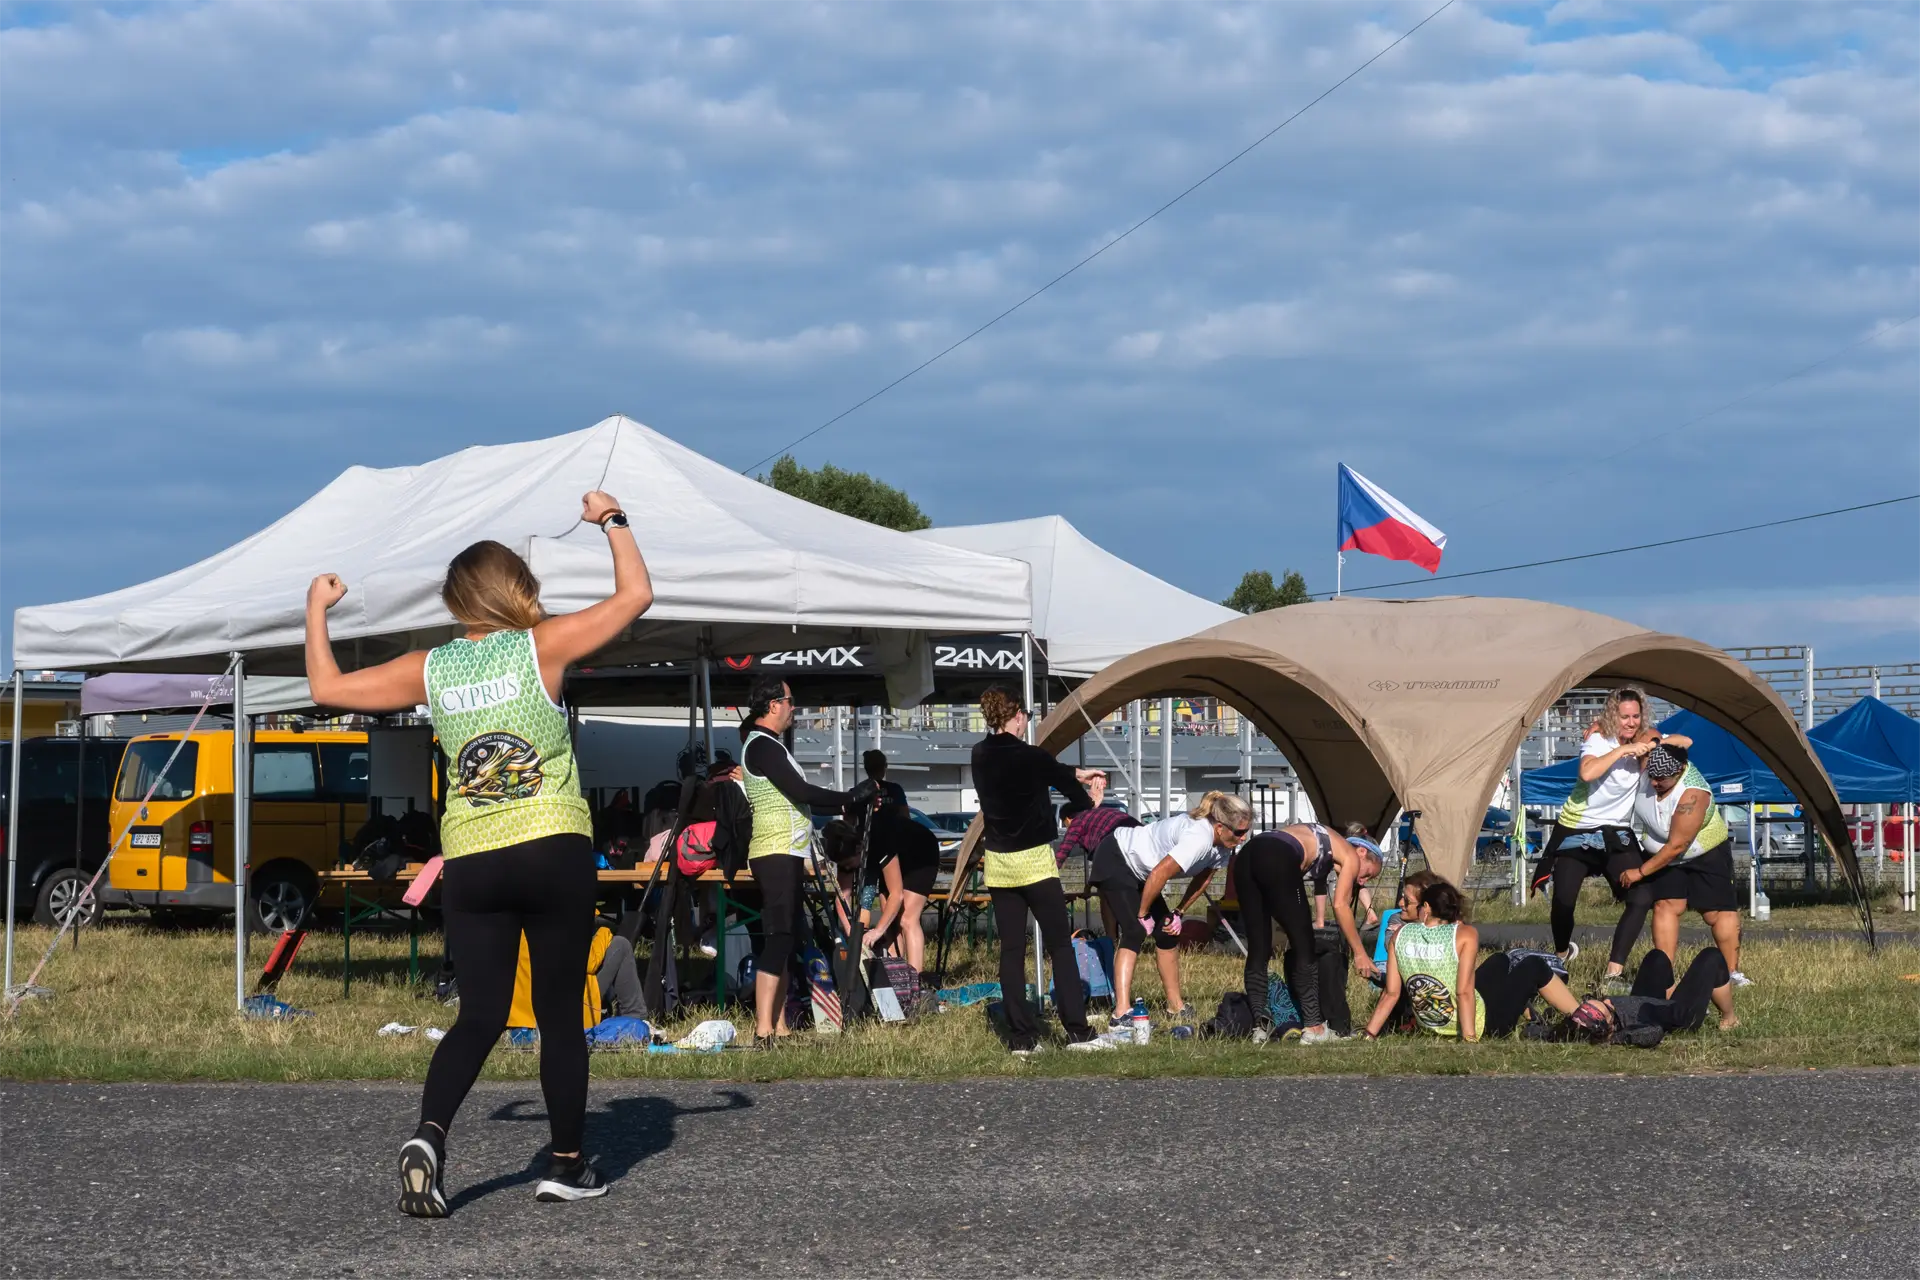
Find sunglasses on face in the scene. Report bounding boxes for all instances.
[1219,823,1251,838]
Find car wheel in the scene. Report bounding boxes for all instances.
[249,867,315,934]
[33,868,102,929]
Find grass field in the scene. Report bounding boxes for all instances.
[3,888,1915,1083]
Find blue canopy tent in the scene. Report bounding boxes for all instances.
[1523,709,1910,806]
[1809,697,1918,912]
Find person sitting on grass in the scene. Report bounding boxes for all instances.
[1362,878,1588,1042]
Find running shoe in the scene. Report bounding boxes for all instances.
[1558,941,1581,965]
[397,1134,448,1219]
[1600,973,1632,997]
[1298,1025,1343,1045]
[1170,1004,1197,1027]
[1250,1026,1271,1046]
[1066,1035,1115,1052]
[1009,1043,1045,1058]
[1730,970,1753,988]
[535,1156,609,1203]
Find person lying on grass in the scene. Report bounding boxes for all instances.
[1554,946,1739,1045]
[1362,878,1587,1042]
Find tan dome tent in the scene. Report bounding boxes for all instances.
[949,596,1869,934]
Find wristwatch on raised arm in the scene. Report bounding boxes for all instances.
[600,511,629,530]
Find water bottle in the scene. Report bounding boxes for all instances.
[1753,889,1771,921]
[1130,997,1151,1045]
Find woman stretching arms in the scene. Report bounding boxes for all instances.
[306,491,653,1216]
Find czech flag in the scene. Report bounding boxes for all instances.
[1338,464,1447,573]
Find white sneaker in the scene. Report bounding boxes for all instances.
[1010,1044,1046,1058]
[1067,1036,1115,1052]
[1298,1025,1343,1045]
[697,932,718,960]
[1730,970,1753,988]
[1559,941,1581,964]
[1250,1026,1271,1046]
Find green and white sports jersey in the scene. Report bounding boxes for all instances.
[741,730,815,860]
[1556,733,1640,830]
[1393,920,1485,1039]
[424,629,591,859]
[1632,763,1731,862]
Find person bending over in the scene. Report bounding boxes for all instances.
[306,490,653,1215]
[1091,791,1251,1026]
[1363,877,1586,1041]
[1619,744,1743,998]
[1316,821,1381,930]
[739,678,871,1049]
[865,798,940,971]
[970,685,1099,1054]
[1232,824,1381,1045]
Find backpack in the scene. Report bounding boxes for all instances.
[1200,991,1256,1040]
[670,775,752,879]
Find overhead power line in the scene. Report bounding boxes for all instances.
[743,0,1458,474]
[1318,493,1919,598]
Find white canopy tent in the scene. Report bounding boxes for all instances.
[912,515,1238,680]
[7,415,1033,1008]
[14,415,1032,675]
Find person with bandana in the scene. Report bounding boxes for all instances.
[1620,743,1745,994]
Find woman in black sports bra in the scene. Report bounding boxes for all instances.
[1230,823,1382,1044]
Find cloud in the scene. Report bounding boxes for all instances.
[1,1,1915,670]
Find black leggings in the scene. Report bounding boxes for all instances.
[1544,825,1643,960]
[990,876,1090,1047]
[1090,835,1175,952]
[421,834,598,1153]
[750,855,809,979]
[1234,833,1321,1030]
[1634,946,1728,1031]
[1475,953,1558,1037]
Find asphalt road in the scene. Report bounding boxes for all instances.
[4,1071,1914,1278]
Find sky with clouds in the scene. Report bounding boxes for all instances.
[3,0,1915,671]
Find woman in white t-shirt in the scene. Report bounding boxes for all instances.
[1089,791,1253,1027]
[1528,688,1688,976]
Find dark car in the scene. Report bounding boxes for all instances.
[1,736,134,927]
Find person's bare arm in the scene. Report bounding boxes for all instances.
[304,575,430,712]
[1331,841,1375,978]
[1622,789,1711,884]
[1364,943,1403,1038]
[1138,855,1183,917]
[1456,923,1480,1042]
[1579,739,1649,782]
[1174,867,1216,916]
[532,491,655,696]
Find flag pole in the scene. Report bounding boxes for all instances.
[1334,464,1342,599]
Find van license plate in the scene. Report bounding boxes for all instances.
[130,832,162,848]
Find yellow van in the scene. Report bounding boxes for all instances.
[109,729,371,931]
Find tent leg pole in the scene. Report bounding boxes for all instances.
[1159,697,1173,819]
[5,671,22,998]
[1129,702,1143,818]
[1748,806,1758,919]
[698,651,713,765]
[1512,745,1526,906]
[232,654,249,1011]
[1906,806,1914,913]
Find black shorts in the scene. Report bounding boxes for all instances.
[1651,840,1738,914]
[896,850,938,897]
[1091,834,1178,949]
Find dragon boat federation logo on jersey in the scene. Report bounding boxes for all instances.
[437,673,522,714]
[1404,972,1459,1031]
[454,732,545,805]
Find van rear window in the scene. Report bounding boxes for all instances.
[116,741,200,803]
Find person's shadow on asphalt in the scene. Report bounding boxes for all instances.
[449,1089,754,1210]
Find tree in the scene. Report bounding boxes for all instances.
[758,455,932,532]
[1224,569,1311,613]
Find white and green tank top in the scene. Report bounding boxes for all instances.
[1632,763,1730,862]
[741,730,814,860]
[1393,920,1486,1039]
[424,629,591,859]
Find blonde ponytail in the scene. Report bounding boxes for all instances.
[1189,790,1251,827]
